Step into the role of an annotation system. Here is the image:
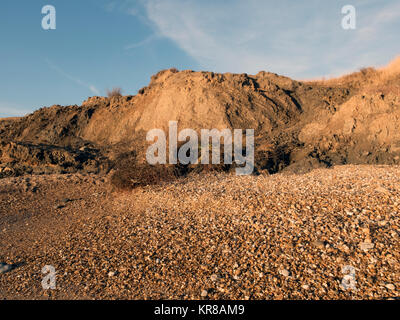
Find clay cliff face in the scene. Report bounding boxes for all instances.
[1,57,399,177]
[299,58,400,166]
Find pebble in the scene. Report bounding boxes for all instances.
[385,284,395,290]
[279,269,290,277]
[360,242,375,251]
[1,165,400,299]
[210,274,218,282]
[0,263,13,274]
[313,240,325,249]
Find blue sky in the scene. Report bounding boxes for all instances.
[1,0,399,117]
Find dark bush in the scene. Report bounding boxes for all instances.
[110,150,183,190]
[107,87,122,98]
[109,145,237,190]
[110,162,183,190]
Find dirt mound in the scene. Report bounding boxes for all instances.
[299,58,400,169]
[1,57,400,179]
[0,141,109,178]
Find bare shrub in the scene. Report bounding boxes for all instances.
[110,163,183,190]
[110,151,184,190]
[151,68,179,82]
[138,87,147,95]
[107,87,122,98]
[359,67,375,76]
[110,144,237,190]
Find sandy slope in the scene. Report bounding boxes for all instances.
[1,165,399,299]
[2,57,400,178]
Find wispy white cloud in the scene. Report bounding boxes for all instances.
[357,1,400,42]
[45,59,100,95]
[139,0,400,79]
[124,33,159,50]
[0,101,32,117]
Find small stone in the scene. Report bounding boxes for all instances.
[301,284,310,290]
[345,210,354,216]
[360,242,374,251]
[375,186,388,193]
[313,240,325,249]
[361,227,370,235]
[210,274,218,282]
[54,204,65,210]
[378,220,388,227]
[201,290,208,297]
[0,263,13,274]
[385,284,395,290]
[279,269,290,277]
[306,268,315,274]
[108,271,116,277]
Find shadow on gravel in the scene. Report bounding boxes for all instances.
[0,261,25,274]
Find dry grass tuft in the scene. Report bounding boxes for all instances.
[107,87,123,98]
[110,145,240,190]
[305,56,400,94]
[110,151,184,190]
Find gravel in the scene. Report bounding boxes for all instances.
[0,165,399,299]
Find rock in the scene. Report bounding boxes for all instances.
[378,220,388,227]
[361,227,370,235]
[360,242,375,251]
[279,269,290,277]
[301,284,310,290]
[0,263,13,274]
[345,210,354,216]
[108,271,116,277]
[201,290,208,297]
[375,186,389,194]
[210,274,218,282]
[313,240,325,249]
[385,284,395,290]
